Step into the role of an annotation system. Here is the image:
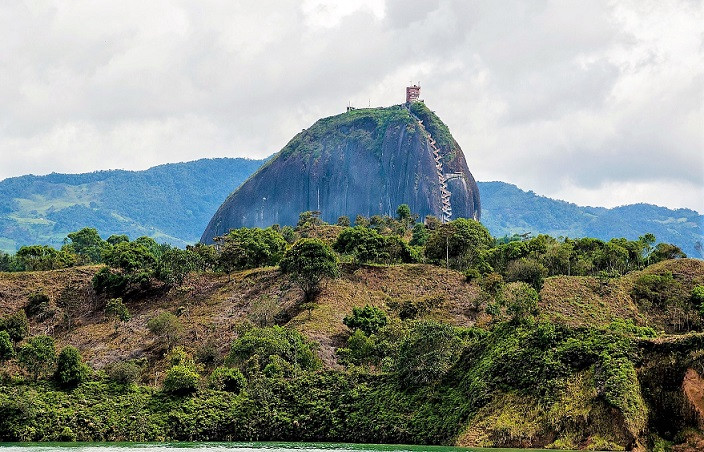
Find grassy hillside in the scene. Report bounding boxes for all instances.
[1,258,704,449]
[0,158,265,252]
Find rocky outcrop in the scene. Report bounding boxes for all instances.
[201,103,481,243]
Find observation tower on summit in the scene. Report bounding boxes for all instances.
[406,84,421,103]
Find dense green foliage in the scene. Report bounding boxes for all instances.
[0,310,29,343]
[55,346,90,387]
[0,206,700,447]
[1,159,700,258]
[343,305,388,336]
[163,365,200,395]
[0,331,13,361]
[479,181,702,258]
[217,227,287,272]
[226,325,321,375]
[17,335,56,380]
[0,317,683,445]
[147,312,184,349]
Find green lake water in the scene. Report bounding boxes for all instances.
[0,443,578,452]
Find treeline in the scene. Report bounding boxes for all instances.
[0,205,688,287]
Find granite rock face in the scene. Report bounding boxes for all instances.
[201,103,481,243]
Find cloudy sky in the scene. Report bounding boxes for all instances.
[1,0,702,212]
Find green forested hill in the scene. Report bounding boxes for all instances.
[0,158,265,251]
[0,158,701,257]
[480,181,703,257]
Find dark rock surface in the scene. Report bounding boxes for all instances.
[201,103,481,243]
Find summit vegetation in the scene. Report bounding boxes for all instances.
[0,207,703,451]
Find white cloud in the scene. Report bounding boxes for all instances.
[0,0,701,213]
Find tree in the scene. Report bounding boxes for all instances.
[396,204,412,222]
[396,204,417,230]
[155,247,198,286]
[692,286,704,316]
[409,223,429,247]
[217,227,287,273]
[186,243,218,272]
[650,243,687,263]
[0,331,13,361]
[63,227,107,264]
[334,227,413,265]
[639,233,656,265]
[280,238,339,301]
[55,346,90,387]
[147,312,183,349]
[106,234,129,246]
[102,241,156,274]
[18,335,56,380]
[16,245,75,271]
[343,305,388,335]
[425,218,493,270]
[94,240,157,296]
[107,360,141,385]
[297,211,324,228]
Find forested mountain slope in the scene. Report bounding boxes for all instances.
[480,181,703,257]
[0,158,264,251]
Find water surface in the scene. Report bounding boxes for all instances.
[0,443,578,452]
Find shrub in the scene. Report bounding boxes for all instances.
[92,267,129,297]
[105,298,130,326]
[504,282,539,323]
[195,340,219,365]
[0,331,13,361]
[107,361,142,385]
[18,335,56,380]
[337,329,378,367]
[693,286,704,315]
[0,310,29,343]
[226,325,321,372]
[343,305,388,336]
[397,321,463,388]
[147,312,183,348]
[24,292,50,318]
[464,268,481,283]
[208,366,246,392]
[505,257,548,291]
[163,364,200,395]
[55,346,90,387]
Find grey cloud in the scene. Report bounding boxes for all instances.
[0,0,701,212]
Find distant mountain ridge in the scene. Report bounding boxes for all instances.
[0,158,701,257]
[0,158,265,251]
[480,181,703,257]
